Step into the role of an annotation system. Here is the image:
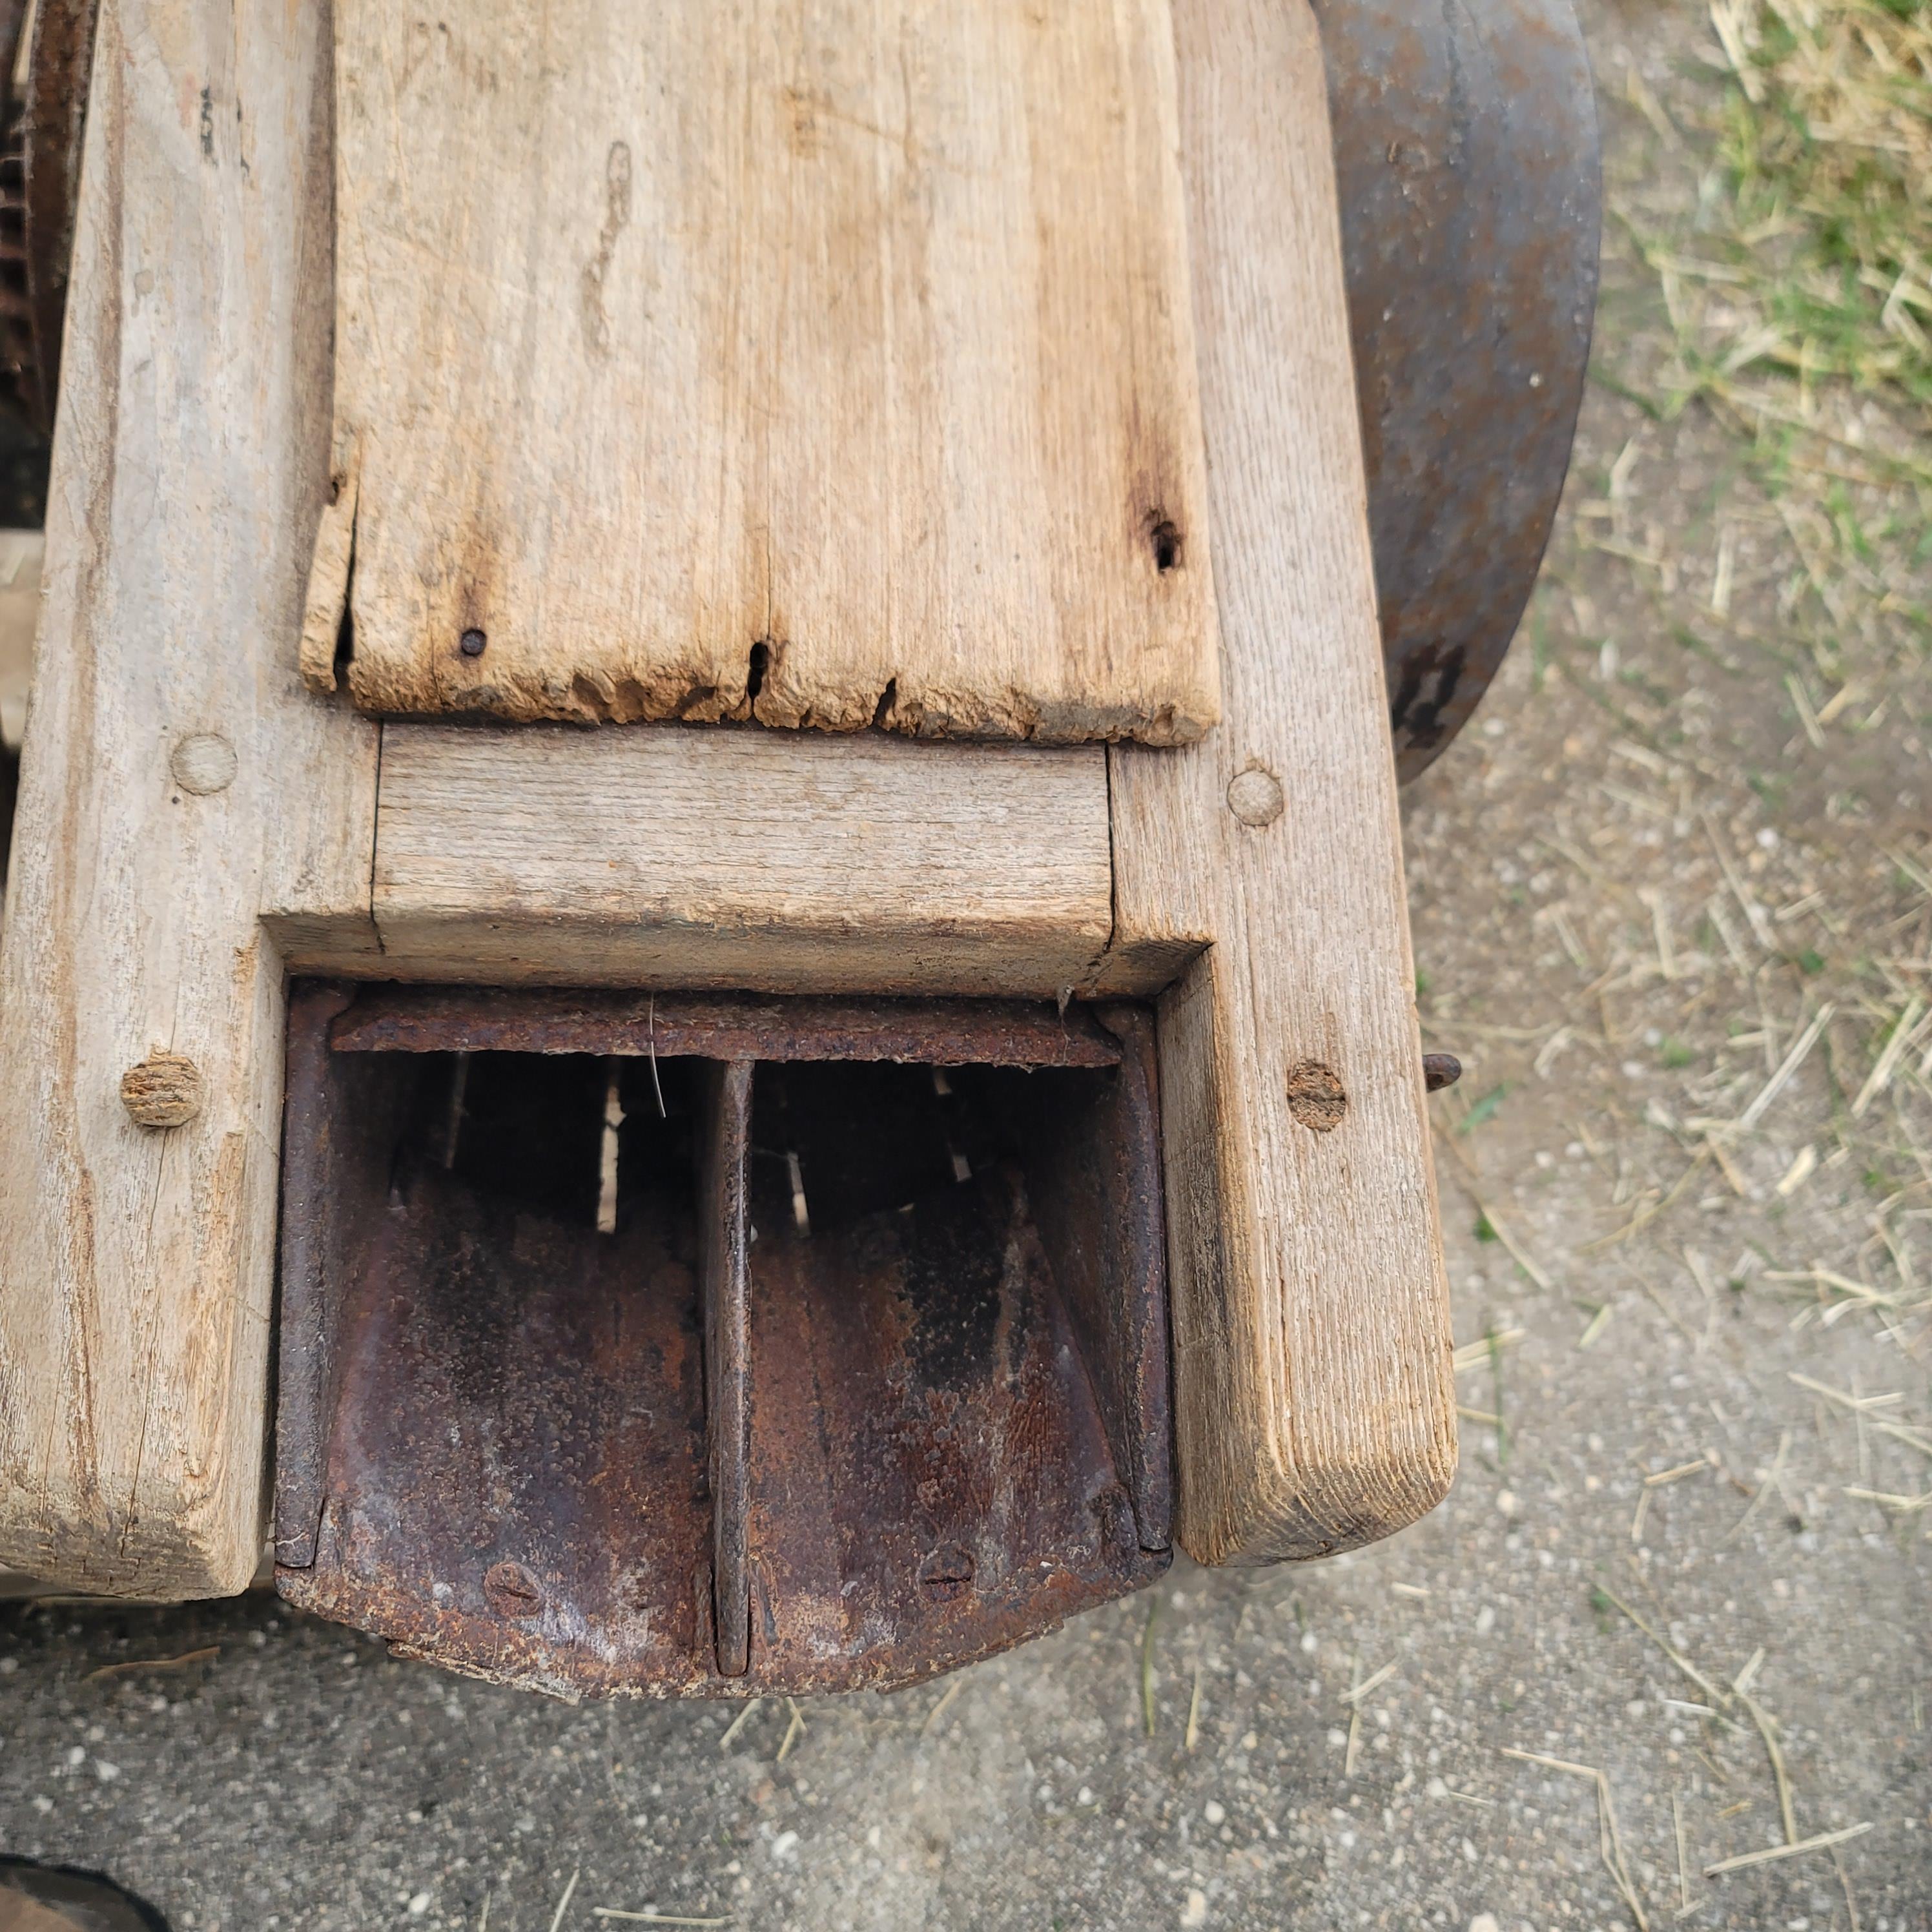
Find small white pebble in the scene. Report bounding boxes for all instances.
[1471,1917,1501,1932]
[1180,1890,1208,1929]
[1078,1788,1093,1807]
[65,1746,86,1767]
[770,1831,799,1860]
[1475,1606,1495,1636]
[1756,827,1779,849]
[1203,1801,1226,1826]
[1427,1777,1449,1800]
[32,1796,52,1814]
[865,1826,881,1849]
[1495,1490,1519,1519]
[1300,1632,1317,1654]
[1241,1732,1259,1751]
[0,1657,16,1676]
[94,1760,121,1783]
[407,1894,431,1918]
[1326,1728,1349,1749]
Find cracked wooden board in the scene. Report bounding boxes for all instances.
[307,0,1220,745]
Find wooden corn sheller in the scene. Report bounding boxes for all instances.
[0,0,1596,1691]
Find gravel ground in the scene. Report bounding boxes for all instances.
[3,3,1929,1927]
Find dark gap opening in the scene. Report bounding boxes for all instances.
[394,1050,705,1237]
[748,1059,1110,1238]
[330,480,360,680]
[745,640,770,699]
[1149,519,1181,574]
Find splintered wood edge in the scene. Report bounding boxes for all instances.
[299,462,357,693]
[322,0,1220,747]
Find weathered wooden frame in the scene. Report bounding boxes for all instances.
[0,0,1452,1599]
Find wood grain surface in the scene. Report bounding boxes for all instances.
[1091,0,1457,1566]
[0,0,378,1596]
[368,724,1114,996]
[311,0,1218,745]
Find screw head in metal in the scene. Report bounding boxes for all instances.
[459,628,488,658]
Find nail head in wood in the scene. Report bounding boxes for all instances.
[119,1052,205,1130]
[169,732,238,796]
[1225,766,1284,828]
[1284,1058,1348,1134]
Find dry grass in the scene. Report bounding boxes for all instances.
[1611,0,1931,662]
[1705,0,1932,404]
[1447,0,1932,1359]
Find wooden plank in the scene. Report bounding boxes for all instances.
[1093,0,1455,1565]
[371,724,1115,996]
[313,0,1218,746]
[0,0,379,1598]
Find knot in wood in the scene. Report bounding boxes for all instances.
[1284,1058,1347,1134]
[170,732,238,796]
[1226,766,1284,828]
[120,1051,204,1129]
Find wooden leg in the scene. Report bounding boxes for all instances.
[0,0,376,1598]
[1094,0,1455,1565]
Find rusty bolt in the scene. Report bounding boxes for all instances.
[120,1051,204,1129]
[459,628,488,658]
[482,1560,544,1619]
[1284,1058,1348,1134]
[918,1545,975,1599]
[1423,1053,1463,1092]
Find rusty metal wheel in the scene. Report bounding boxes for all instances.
[0,1856,170,1931]
[1317,0,1602,779]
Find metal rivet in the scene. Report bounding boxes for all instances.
[120,1051,204,1129]
[459,628,488,659]
[1226,766,1284,828]
[170,733,237,796]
